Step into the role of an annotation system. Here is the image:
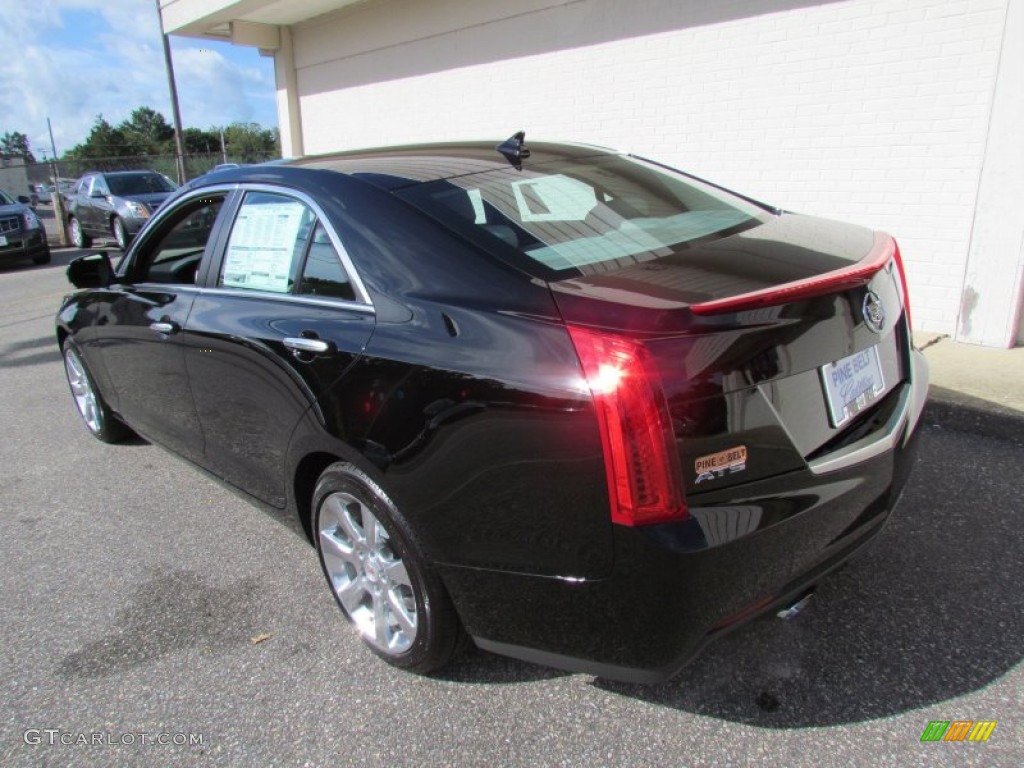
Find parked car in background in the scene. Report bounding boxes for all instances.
[0,189,50,266]
[56,135,927,683]
[33,184,53,204]
[65,170,178,250]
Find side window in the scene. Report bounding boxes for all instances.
[219,191,357,301]
[90,176,110,197]
[298,223,355,301]
[219,192,313,294]
[77,176,93,196]
[133,196,225,284]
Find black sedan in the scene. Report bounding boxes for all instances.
[56,134,927,683]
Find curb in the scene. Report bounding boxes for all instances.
[922,386,1024,443]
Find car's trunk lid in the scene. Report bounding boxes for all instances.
[551,213,911,498]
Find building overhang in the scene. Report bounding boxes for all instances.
[159,0,372,49]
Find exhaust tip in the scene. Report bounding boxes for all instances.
[776,588,815,620]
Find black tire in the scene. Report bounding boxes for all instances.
[112,216,129,250]
[69,216,92,249]
[61,339,133,443]
[313,462,464,673]
[32,250,51,265]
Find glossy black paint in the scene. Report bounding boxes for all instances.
[56,140,927,682]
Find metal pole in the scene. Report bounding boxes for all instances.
[47,117,67,246]
[220,127,227,164]
[156,0,187,183]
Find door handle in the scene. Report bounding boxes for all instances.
[284,337,332,354]
[149,321,179,335]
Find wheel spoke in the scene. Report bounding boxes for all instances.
[335,575,368,615]
[364,514,381,549]
[373,591,390,647]
[382,558,411,589]
[386,588,416,635]
[318,528,354,562]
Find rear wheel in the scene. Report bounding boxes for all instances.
[62,339,132,443]
[32,250,51,265]
[69,217,92,249]
[313,463,463,673]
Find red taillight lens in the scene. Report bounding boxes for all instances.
[690,233,896,315]
[891,239,912,332]
[567,325,687,526]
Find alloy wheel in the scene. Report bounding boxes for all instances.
[318,491,418,655]
[64,348,102,434]
[70,218,83,248]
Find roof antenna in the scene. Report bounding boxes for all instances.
[496,130,530,171]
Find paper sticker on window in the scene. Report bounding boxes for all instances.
[222,199,307,293]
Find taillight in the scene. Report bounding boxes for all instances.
[567,325,687,526]
[891,239,912,332]
[691,233,896,315]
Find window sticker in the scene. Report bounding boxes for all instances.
[222,200,306,293]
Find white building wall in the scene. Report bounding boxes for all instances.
[290,0,1010,338]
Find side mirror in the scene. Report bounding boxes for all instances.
[67,252,114,289]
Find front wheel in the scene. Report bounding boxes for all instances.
[111,216,129,250]
[62,339,132,443]
[313,463,464,673]
[69,217,92,249]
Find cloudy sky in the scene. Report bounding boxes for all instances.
[0,0,278,158]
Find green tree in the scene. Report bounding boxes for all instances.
[0,131,35,163]
[122,107,174,154]
[66,116,132,159]
[222,122,280,158]
[182,127,221,154]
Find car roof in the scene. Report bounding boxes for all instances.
[287,139,617,190]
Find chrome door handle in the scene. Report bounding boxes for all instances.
[284,337,331,354]
[149,321,179,335]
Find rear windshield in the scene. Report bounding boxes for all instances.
[108,173,177,196]
[396,155,770,278]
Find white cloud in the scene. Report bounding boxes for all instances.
[0,0,276,157]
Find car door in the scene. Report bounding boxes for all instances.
[185,188,375,507]
[97,189,235,462]
[85,175,113,235]
[72,176,95,230]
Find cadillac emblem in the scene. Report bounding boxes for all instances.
[862,291,886,333]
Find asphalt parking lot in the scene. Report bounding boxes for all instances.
[1,250,1021,767]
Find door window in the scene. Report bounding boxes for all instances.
[132,195,226,284]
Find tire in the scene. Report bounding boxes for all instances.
[69,216,92,249]
[62,339,132,443]
[313,462,464,673]
[112,216,129,250]
[32,250,51,265]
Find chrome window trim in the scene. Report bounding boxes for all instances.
[197,286,376,314]
[124,282,375,315]
[218,183,374,308]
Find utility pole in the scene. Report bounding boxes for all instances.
[47,117,67,246]
[220,127,228,165]
[156,0,187,183]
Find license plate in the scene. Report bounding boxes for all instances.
[820,345,886,427]
[0,235,7,247]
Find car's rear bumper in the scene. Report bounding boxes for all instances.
[0,229,49,264]
[445,349,928,683]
